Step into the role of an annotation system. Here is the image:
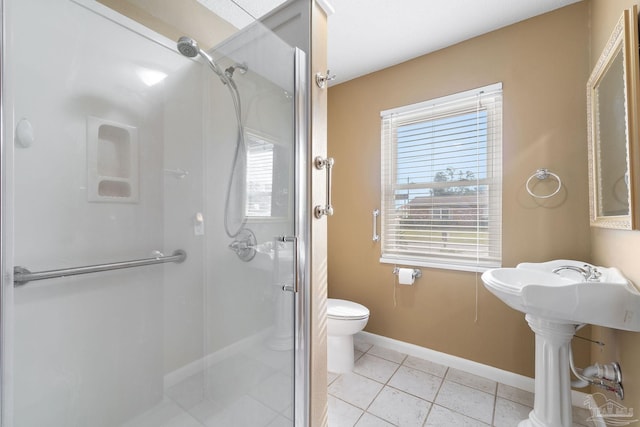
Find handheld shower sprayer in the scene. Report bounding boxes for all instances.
[176,36,229,84]
[176,36,199,58]
[176,36,253,256]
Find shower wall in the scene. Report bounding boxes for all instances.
[7,0,204,425]
[161,64,206,374]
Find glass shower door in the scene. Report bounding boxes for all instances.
[2,0,304,425]
[196,16,302,427]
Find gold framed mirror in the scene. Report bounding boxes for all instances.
[587,5,640,229]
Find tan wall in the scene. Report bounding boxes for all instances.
[327,2,591,377]
[589,0,640,411]
[97,0,237,49]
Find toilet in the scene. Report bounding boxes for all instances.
[327,298,370,373]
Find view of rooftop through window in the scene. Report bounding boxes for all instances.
[395,110,488,206]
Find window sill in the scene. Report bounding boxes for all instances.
[379,257,500,273]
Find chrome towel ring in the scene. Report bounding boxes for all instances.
[526,168,562,199]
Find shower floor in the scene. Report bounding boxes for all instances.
[120,335,593,427]
[122,338,293,427]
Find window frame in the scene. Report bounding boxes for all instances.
[380,83,502,272]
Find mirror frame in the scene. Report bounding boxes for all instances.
[587,5,640,229]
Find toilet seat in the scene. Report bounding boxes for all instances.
[327,299,369,320]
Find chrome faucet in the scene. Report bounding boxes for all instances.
[552,264,601,281]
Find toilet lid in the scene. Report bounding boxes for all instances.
[327,299,370,320]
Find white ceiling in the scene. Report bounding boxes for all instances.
[203,0,584,86]
[326,0,583,85]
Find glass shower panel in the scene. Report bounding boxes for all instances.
[200,24,298,425]
[3,0,300,426]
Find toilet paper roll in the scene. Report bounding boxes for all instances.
[397,268,415,285]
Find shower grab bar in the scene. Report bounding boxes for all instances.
[13,249,187,286]
[314,156,334,219]
[372,209,380,242]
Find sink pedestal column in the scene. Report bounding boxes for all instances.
[520,314,576,427]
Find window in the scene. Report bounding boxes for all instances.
[246,133,275,217]
[380,83,502,272]
[245,130,291,219]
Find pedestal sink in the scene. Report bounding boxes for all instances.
[482,260,640,427]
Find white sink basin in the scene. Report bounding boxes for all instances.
[482,260,640,331]
[483,260,640,426]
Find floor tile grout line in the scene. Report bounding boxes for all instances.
[430,366,449,405]
[328,378,388,426]
[491,392,498,426]
[350,407,365,427]
[419,367,450,427]
[487,381,498,426]
[354,345,433,426]
[399,354,449,379]
[427,373,501,426]
[360,355,404,420]
[362,355,500,426]
[445,367,500,396]
[337,362,509,425]
[370,373,448,425]
[343,341,546,427]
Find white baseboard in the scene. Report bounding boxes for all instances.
[357,331,590,408]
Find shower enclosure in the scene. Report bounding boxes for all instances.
[0,0,315,425]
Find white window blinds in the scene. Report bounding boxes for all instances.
[380,83,502,272]
[246,133,275,217]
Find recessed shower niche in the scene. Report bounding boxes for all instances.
[87,116,139,202]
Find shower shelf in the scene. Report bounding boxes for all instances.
[13,249,186,286]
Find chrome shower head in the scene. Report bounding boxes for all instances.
[177,35,248,90]
[177,36,226,79]
[177,36,199,58]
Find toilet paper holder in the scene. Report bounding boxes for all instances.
[392,267,422,279]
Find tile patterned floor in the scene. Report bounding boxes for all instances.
[120,334,594,426]
[328,337,593,427]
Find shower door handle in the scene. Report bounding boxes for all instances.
[314,156,334,219]
[277,235,299,293]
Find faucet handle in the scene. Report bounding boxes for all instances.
[584,265,602,281]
